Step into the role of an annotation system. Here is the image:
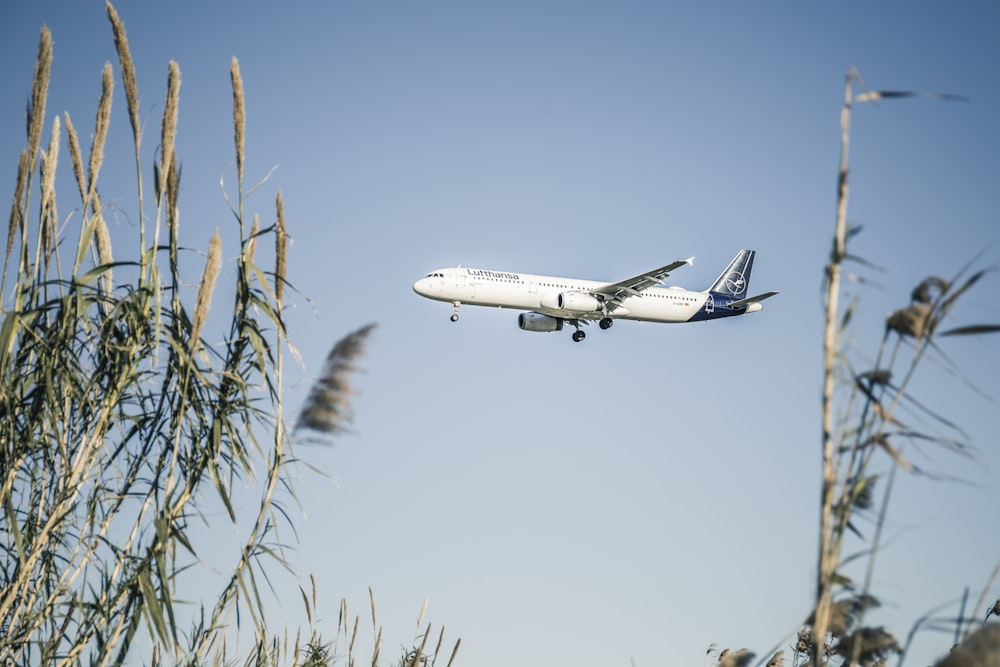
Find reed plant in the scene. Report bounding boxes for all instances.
[709,67,999,667]
[806,69,1000,667]
[708,69,999,667]
[0,4,457,666]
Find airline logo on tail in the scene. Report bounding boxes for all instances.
[725,272,747,296]
[708,249,754,298]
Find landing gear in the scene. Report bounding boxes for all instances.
[572,330,586,343]
[599,317,613,330]
[450,302,460,322]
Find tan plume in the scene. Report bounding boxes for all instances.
[295,324,376,438]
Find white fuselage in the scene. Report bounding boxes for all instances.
[413,267,713,323]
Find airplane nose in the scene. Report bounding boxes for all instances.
[413,278,430,296]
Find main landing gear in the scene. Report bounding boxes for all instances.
[570,317,613,342]
[450,302,460,322]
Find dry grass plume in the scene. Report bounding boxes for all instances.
[295,324,375,438]
[39,116,60,264]
[191,230,222,348]
[27,26,52,167]
[275,190,286,304]
[64,113,86,202]
[87,63,113,196]
[159,60,180,199]
[106,1,139,145]
[5,150,29,263]
[245,214,260,264]
[92,192,114,293]
[230,57,245,183]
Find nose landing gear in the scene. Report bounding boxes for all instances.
[450,302,460,322]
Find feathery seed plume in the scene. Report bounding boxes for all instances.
[836,626,900,665]
[717,648,755,667]
[371,626,382,667]
[886,302,933,340]
[795,627,813,655]
[230,57,245,183]
[92,192,114,293]
[275,190,286,303]
[64,113,86,202]
[87,63,114,195]
[445,638,461,667]
[166,158,180,243]
[935,623,1000,666]
[160,61,180,198]
[6,151,29,262]
[416,597,428,631]
[191,231,222,348]
[40,116,61,263]
[106,2,140,145]
[349,615,359,655]
[27,27,52,165]
[432,626,445,663]
[41,116,60,201]
[295,324,375,438]
[912,276,949,304]
[245,214,259,263]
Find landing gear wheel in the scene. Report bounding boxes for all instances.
[450,313,459,322]
[572,330,586,343]
[599,317,613,330]
[450,302,461,322]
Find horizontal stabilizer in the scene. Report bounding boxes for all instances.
[728,291,779,309]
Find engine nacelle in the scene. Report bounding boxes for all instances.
[539,292,560,310]
[518,312,564,332]
[556,291,602,313]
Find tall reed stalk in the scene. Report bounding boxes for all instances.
[808,69,992,667]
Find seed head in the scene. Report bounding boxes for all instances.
[107,2,140,144]
[275,190,287,303]
[230,58,245,183]
[191,231,222,349]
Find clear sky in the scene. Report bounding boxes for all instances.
[3,2,999,665]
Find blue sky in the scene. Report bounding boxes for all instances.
[3,2,999,665]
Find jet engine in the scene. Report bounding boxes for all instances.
[556,292,602,313]
[518,312,564,332]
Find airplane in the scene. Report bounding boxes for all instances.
[412,249,778,342]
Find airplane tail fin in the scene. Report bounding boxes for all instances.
[706,249,755,298]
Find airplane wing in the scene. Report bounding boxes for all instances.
[728,291,779,309]
[593,257,694,310]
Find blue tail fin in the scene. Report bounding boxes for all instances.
[706,250,755,297]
